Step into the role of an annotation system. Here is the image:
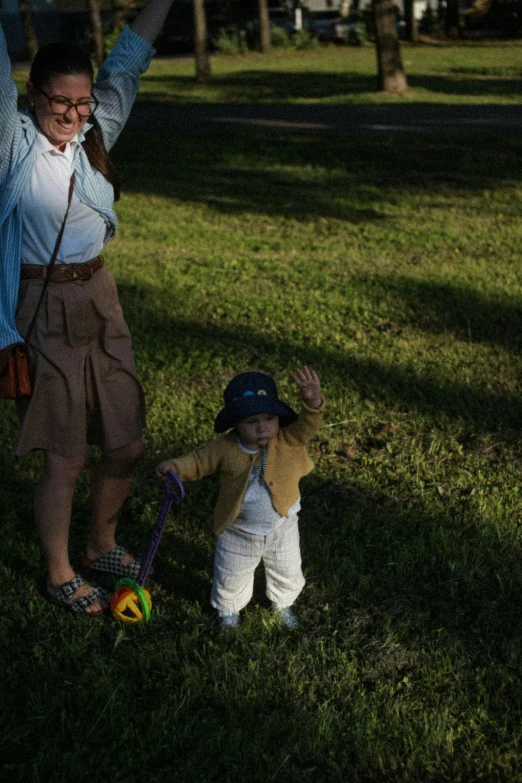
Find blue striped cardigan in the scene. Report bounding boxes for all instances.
[0,24,154,349]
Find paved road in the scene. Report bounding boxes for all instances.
[127,102,522,135]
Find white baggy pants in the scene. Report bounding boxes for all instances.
[210,514,306,616]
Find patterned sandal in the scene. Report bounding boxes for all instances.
[81,545,143,580]
[47,575,109,615]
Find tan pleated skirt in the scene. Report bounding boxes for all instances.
[14,266,146,457]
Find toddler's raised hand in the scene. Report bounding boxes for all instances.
[290,366,322,409]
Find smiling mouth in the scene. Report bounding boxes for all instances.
[55,116,78,129]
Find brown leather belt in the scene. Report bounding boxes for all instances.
[20,255,104,283]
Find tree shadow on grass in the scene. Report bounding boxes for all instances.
[127,158,389,222]
[118,278,522,435]
[139,69,378,102]
[118,130,394,224]
[2,327,522,779]
[137,69,521,103]
[2,271,521,609]
[3,466,522,781]
[143,470,515,781]
[350,274,522,355]
[301,470,522,653]
[407,73,522,99]
[114,129,522,227]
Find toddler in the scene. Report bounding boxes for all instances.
[157,366,324,629]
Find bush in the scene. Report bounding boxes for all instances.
[270,26,291,48]
[292,28,319,50]
[243,21,258,50]
[214,27,247,55]
[361,8,375,38]
[418,3,445,36]
[103,25,120,55]
[347,21,367,46]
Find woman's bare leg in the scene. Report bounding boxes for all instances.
[35,451,106,613]
[84,438,143,565]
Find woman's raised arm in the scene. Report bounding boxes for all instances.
[131,0,177,45]
[0,23,22,183]
[93,0,177,151]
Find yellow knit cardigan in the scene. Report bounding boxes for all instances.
[171,396,325,535]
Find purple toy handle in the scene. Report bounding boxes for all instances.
[136,470,185,587]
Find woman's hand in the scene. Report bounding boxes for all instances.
[290,366,322,409]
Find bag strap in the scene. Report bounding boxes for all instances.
[24,172,76,345]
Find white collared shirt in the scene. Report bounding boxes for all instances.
[1,23,154,348]
[232,438,301,536]
[19,130,106,265]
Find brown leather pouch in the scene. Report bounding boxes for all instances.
[0,343,32,399]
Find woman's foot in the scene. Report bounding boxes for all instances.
[47,574,110,615]
[81,545,142,580]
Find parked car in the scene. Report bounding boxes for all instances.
[267,8,296,34]
[333,16,367,44]
[246,8,296,35]
[334,10,404,43]
[306,10,340,41]
[242,8,296,48]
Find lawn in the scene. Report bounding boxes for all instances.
[2,43,522,782]
[11,39,522,105]
[134,42,522,104]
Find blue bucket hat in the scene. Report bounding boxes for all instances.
[214,371,298,433]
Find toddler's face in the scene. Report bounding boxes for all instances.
[235,413,280,450]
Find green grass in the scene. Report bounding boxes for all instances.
[3,50,522,782]
[12,40,522,104]
[137,42,522,105]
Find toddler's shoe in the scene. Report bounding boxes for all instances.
[220,614,240,630]
[274,606,299,629]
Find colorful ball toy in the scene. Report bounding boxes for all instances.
[110,470,184,624]
[110,579,152,623]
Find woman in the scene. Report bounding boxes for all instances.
[0,0,177,614]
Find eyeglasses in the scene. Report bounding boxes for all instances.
[36,88,99,118]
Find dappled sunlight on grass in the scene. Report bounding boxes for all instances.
[3,68,522,780]
[12,41,522,106]
[133,43,522,105]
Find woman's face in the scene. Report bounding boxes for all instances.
[27,72,93,151]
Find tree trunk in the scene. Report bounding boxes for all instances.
[373,0,408,93]
[19,0,39,61]
[258,0,271,53]
[445,0,460,38]
[403,0,417,41]
[193,0,211,84]
[86,0,105,67]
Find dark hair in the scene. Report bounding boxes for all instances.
[30,42,121,201]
